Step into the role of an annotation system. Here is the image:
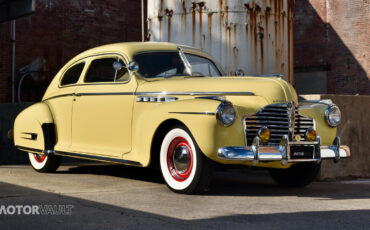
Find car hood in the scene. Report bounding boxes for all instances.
[136,76,298,105]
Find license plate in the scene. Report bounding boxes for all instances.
[290,145,314,159]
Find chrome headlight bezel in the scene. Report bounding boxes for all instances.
[216,101,236,127]
[325,104,341,127]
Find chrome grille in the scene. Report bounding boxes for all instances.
[244,103,314,145]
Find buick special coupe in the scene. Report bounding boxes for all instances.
[13,42,350,193]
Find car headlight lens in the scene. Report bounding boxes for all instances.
[325,105,341,127]
[216,101,236,126]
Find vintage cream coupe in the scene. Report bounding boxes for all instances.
[13,42,350,193]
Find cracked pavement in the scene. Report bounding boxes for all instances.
[0,163,370,230]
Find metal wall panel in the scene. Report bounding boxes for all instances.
[147,0,294,83]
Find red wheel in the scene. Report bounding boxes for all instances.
[34,154,46,163]
[166,137,193,182]
[28,152,62,173]
[160,126,214,194]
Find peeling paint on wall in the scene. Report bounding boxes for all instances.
[148,0,294,82]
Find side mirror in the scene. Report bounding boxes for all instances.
[128,61,139,72]
[234,69,245,76]
[113,61,123,71]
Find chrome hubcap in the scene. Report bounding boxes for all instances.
[166,136,193,181]
[173,145,191,173]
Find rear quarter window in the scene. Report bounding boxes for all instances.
[60,63,85,86]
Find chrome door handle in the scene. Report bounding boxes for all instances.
[74,93,81,97]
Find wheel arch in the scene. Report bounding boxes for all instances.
[150,119,187,167]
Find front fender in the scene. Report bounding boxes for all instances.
[298,102,337,145]
[128,98,245,166]
[14,102,54,153]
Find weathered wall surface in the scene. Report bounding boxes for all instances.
[301,95,370,179]
[0,0,142,102]
[294,0,369,95]
[148,0,294,82]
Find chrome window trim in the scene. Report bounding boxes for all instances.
[132,50,224,77]
[58,52,131,88]
[59,61,86,87]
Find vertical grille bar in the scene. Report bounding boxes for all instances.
[244,103,314,145]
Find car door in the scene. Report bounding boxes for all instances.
[46,60,87,153]
[70,54,137,158]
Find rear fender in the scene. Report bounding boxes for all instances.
[14,102,55,154]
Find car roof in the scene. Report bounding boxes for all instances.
[73,42,176,59]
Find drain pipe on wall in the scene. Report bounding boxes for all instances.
[11,20,16,104]
[141,0,145,42]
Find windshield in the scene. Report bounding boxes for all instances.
[133,51,223,78]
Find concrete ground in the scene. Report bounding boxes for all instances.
[0,163,369,230]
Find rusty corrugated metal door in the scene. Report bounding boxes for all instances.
[147,0,294,83]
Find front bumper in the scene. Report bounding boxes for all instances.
[218,135,350,165]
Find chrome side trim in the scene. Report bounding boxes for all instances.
[298,99,333,105]
[54,150,142,166]
[136,91,255,96]
[137,96,177,102]
[44,91,254,101]
[169,112,215,115]
[15,145,54,155]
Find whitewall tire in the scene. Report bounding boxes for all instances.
[28,153,62,173]
[159,126,214,194]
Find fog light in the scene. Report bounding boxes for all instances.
[305,128,317,142]
[258,127,271,143]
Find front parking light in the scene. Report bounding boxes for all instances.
[305,128,317,142]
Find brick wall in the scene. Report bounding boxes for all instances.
[0,0,142,102]
[294,0,369,95]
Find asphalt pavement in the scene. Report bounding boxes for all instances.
[0,163,369,230]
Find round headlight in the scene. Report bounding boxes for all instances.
[325,105,341,127]
[216,101,236,126]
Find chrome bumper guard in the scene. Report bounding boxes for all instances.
[217,135,350,165]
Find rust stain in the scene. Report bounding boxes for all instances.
[181,0,187,40]
[233,24,238,74]
[165,9,173,42]
[199,2,205,49]
[273,0,280,72]
[160,0,164,14]
[181,0,186,14]
[265,5,271,40]
[287,0,294,84]
[218,0,223,12]
[158,15,163,41]
[207,13,213,51]
[191,2,196,46]
[258,24,264,74]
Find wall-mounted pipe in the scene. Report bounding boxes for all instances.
[11,20,16,103]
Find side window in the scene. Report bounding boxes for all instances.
[84,57,128,83]
[60,63,85,86]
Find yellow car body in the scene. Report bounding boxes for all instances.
[13,42,350,192]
